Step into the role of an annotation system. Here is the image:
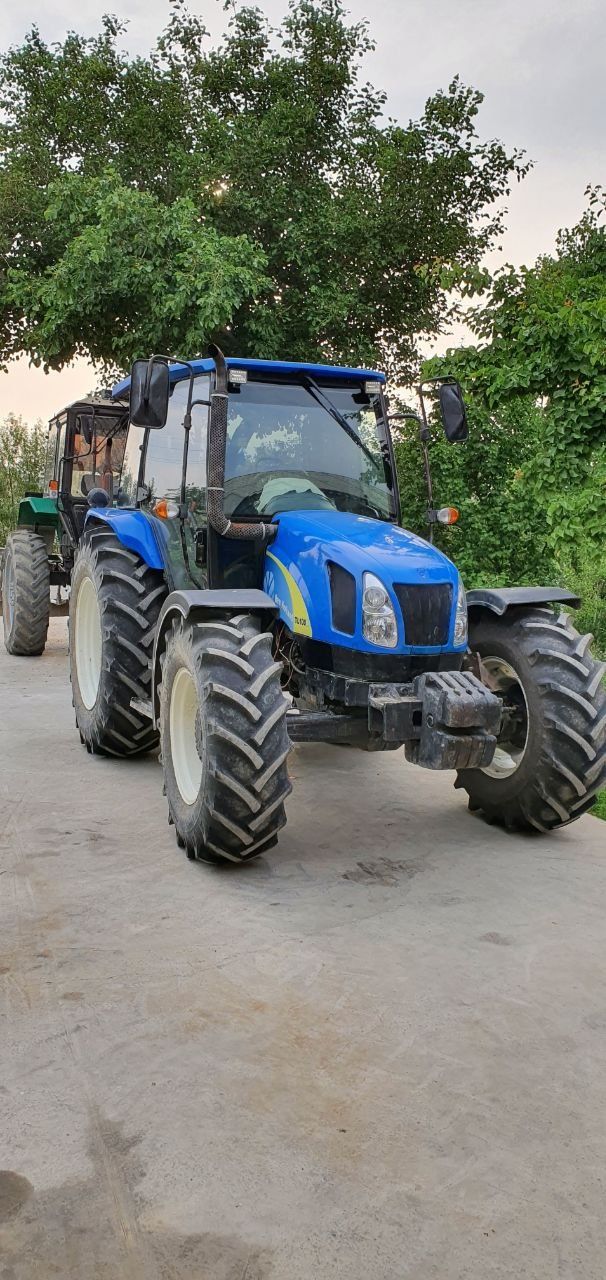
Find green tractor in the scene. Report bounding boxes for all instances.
[2,350,605,861]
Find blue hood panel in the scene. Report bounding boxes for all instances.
[263,510,464,655]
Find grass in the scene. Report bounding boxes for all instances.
[592,791,606,822]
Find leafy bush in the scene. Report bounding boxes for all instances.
[394,396,556,586]
[0,414,47,544]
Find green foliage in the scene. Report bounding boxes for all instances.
[395,396,557,586]
[592,791,606,821]
[412,194,606,816]
[0,415,47,543]
[0,1,526,377]
[426,187,606,549]
[416,196,606,648]
[557,536,606,658]
[395,396,606,655]
[7,173,268,371]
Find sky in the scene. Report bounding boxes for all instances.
[1,0,604,422]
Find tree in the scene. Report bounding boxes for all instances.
[427,188,606,549]
[0,415,47,543]
[0,0,527,378]
[394,397,555,587]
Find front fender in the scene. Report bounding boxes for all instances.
[85,507,167,571]
[151,589,278,723]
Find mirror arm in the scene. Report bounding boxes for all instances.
[415,385,435,541]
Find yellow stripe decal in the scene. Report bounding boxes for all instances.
[266,551,312,636]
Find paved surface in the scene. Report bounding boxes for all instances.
[2,619,606,1280]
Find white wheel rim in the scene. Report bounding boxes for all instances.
[74,576,102,710]
[481,655,529,780]
[170,667,203,805]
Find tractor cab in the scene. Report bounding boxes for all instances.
[110,356,400,595]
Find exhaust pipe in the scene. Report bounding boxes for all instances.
[206,343,276,541]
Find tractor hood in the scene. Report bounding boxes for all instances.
[263,509,465,655]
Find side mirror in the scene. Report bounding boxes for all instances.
[438,382,468,443]
[129,358,170,429]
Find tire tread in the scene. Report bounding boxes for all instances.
[459,607,606,832]
[70,528,167,756]
[2,531,50,656]
[161,614,291,863]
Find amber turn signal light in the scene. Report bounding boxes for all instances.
[436,506,459,525]
[152,499,179,519]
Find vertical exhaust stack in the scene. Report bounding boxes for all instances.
[206,343,276,541]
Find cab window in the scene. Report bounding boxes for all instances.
[69,415,127,499]
[143,376,209,510]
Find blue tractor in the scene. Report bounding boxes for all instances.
[3,347,605,861]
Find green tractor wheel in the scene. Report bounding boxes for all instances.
[457,607,606,831]
[2,530,50,656]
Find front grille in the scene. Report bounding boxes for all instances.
[393,582,453,647]
[328,562,356,635]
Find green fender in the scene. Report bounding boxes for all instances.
[17,495,59,531]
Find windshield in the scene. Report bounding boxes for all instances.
[223,379,395,521]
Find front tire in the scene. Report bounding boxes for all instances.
[160,614,291,863]
[457,608,606,831]
[69,527,166,756]
[2,531,50,656]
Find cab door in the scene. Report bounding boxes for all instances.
[140,375,210,588]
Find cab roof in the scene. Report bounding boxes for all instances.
[112,356,385,400]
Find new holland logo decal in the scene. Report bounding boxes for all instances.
[264,551,312,636]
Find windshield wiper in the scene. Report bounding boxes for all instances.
[303,377,378,468]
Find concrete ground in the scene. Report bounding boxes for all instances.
[2,620,606,1280]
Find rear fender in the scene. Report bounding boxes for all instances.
[17,495,59,532]
[151,589,278,723]
[84,507,166,571]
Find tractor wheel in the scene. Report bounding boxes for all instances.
[2,530,50,656]
[456,607,606,832]
[160,613,292,863]
[69,527,167,757]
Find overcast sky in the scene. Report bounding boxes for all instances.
[1,0,604,421]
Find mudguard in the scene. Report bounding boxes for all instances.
[466,586,580,615]
[84,507,167,570]
[17,495,59,531]
[151,588,278,722]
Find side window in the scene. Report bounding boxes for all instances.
[119,423,147,505]
[44,422,61,491]
[143,376,209,510]
[185,378,209,528]
[144,379,188,504]
[69,420,128,500]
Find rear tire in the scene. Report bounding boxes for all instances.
[69,527,167,756]
[2,531,50,656]
[457,608,606,831]
[160,613,292,863]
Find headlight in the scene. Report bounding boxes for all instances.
[362,573,398,649]
[453,576,468,646]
